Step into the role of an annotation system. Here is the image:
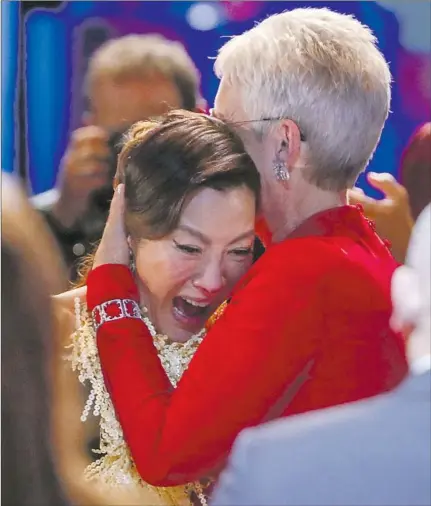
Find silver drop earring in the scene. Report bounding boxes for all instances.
[273,161,290,183]
[129,248,136,274]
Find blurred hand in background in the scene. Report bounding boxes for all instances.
[348,172,414,263]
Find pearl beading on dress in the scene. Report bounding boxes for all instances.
[66,298,209,505]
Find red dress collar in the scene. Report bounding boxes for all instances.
[258,205,392,257]
[288,205,369,240]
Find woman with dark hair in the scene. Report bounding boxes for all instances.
[55,110,261,505]
[1,174,69,506]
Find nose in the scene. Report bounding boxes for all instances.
[193,260,225,296]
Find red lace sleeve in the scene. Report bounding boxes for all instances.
[87,255,320,487]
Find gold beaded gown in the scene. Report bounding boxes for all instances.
[67,299,225,506]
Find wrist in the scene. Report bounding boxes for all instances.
[86,264,139,311]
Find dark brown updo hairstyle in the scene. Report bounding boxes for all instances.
[117,109,260,239]
[76,109,260,285]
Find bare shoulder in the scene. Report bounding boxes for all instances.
[53,286,87,341]
[54,286,87,314]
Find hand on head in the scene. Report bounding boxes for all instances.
[93,184,129,269]
[348,172,414,263]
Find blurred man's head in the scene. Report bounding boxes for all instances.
[85,34,202,130]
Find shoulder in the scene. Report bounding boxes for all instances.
[237,389,400,457]
[53,286,88,339]
[54,286,87,313]
[227,384,430,506]
[255,237,348,284]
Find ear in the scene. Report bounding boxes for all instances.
[279,119,302,168]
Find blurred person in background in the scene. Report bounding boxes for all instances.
[84,7,408,497]
[33,34,203,280]
[349,123,431,263]
[212,203,430,506]
[2,173,69,506]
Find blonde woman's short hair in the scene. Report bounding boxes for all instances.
[86,34,200,110]
[215,8,392,190]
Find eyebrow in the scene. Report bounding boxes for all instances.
[177,225,255,246]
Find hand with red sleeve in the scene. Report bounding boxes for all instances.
[88,185,319,486]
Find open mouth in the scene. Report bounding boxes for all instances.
[172,296,213,328]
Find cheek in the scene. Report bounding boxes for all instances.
[135,243,198,299]
[224,258,253,290]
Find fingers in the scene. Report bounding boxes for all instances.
[60,126,113,196]
[366,172,406,200]
[348,188,379,219]
[70,126,109,146]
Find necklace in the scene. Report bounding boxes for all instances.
[67,298,209,506]
[141,306,206,387]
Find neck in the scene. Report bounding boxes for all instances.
[136,279,197,343]
[272,178,346,242]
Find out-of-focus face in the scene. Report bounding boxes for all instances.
[89,74,183,130]
[132,186,256,342]
[214,79,282,239]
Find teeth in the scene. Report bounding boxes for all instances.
[183,297,208,308]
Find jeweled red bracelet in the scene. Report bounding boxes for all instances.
[92,299,142,331]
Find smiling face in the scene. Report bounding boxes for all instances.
[132,186,256,342]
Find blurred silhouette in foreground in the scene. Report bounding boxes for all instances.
[1,173,69,506]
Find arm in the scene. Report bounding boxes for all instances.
[87,251,321,486]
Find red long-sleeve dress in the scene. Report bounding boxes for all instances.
[87,206,408,487]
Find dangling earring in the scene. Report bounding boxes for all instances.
[273,161,290,183]
[129,248,136,274]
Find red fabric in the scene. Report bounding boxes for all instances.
[87,205,408,487]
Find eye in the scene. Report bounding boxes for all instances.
[174,240,202,255]
[230,247,253,259]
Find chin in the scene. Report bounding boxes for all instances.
[157,316,198,343]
